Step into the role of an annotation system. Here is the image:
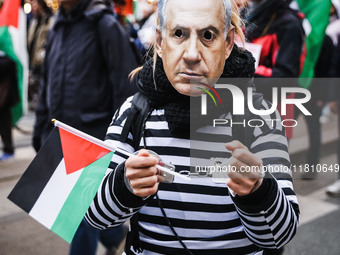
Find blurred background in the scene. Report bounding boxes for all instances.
[1,0,340,254]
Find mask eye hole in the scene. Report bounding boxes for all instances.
[174,29,183,38]
[203,31,214,41]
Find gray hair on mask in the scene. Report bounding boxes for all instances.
[157,0,232,37]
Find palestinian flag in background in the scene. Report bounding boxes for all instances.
[8,127,114,243]
[0,0,28,124]
[295,0,332,88]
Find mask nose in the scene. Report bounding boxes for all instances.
[183,36,201,64]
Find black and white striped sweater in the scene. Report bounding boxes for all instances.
[85,95,299,255]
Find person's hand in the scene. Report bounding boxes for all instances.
[125,149,163,197]
[329,101,338,114]
[225,140,263,196]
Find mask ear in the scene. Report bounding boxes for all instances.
[225,26,235,60]
[155,29,163,58]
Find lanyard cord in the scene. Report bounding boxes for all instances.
[141,109,153,150]
[156,193,194,255]
[142,110,193,255]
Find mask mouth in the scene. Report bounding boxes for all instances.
[179,72,205,80]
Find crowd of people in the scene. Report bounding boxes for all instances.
[0,0,340,254]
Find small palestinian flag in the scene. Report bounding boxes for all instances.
[8,127,113,243]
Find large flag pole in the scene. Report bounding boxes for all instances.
[52,119,190,181]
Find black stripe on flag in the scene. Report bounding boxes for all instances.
[8,127,63,213]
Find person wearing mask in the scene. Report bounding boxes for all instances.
[33,0,139,254]
[85,0,300,254]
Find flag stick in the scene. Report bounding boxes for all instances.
[52,119,191,181]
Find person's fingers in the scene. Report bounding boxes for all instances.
[137,149,151,157]
[231,148,262,167]
[226,141,262,167]
[226,153,264,196]
[157,173,165,183]
[125,150,159,169]
[129,174,159,189]
[225,140,247,151]
[125,166,158,179]
[228,171,257,186]
[133,182,159,197]
[226,177,259,196]
[228,158,259,179]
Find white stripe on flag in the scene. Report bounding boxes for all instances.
[9,8,28,113]
[29,159,82,229]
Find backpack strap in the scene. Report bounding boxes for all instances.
[120,91,151,255]
[125,213,143,255]
[119,91,151,150]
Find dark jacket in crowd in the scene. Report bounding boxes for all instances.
[309,35,336,102]
[34,0,138,144]
[329,34,340,99]
[0,54,19,109]
[27,12,54,72]
[246,0,305,79]
[245,0,305,139]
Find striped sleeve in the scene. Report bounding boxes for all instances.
[85,163,151,229]
[231,102,299,249]
[85,96,150,229]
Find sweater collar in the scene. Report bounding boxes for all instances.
[138,44,255,107]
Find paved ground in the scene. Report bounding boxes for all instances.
[285,145,340,255]
[0,111,339,255]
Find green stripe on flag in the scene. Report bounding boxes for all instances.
[0,26,24,124]
[296,0,331,88]
[51,152,114,243]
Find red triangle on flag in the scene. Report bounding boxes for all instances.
[59,128,111,175]
[0,0,20,28]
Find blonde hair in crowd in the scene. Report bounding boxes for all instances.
[130,0,245,80]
